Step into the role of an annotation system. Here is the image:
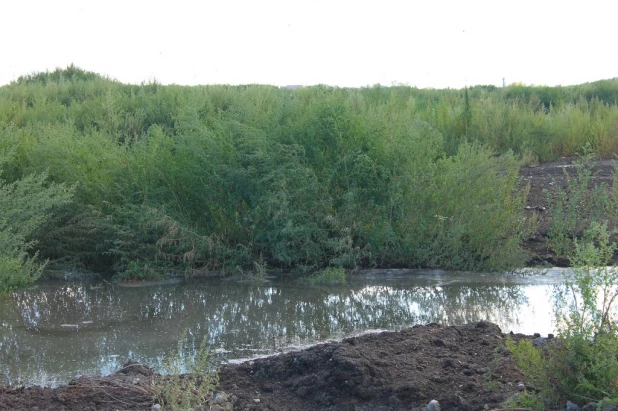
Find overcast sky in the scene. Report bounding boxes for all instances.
[1,0,616,89]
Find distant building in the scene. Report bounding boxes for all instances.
[283,85,303,90]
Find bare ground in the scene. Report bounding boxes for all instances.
[0,322,530,411]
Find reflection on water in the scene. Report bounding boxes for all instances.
[0,269,566,387]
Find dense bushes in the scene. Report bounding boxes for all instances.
[0,151,74,291]
[1,67,617,282]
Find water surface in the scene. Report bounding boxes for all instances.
[0,268,565,387]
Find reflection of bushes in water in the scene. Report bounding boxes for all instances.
[407,285,528,325]
[2,277,538,385]
[8,281,530,333]
[8,279,529,349]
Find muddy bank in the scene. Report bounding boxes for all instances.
[0,322,528,411]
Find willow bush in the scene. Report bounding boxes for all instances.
[1,66,617,281]
[0,151,74,291]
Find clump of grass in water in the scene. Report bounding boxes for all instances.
[115,260,165,282]
[306,267,347,286]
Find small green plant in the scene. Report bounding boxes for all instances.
[598,397,618,409]
[508,222,618,406]
[115,260,165,282]
[505,337,556,404]
[501,390,547,410]
[545,152,610,257]
[232,257,269,283]
[558,222,618,336]
[153,332,219,410]
[482,371,498,391]
[306,267,347,286]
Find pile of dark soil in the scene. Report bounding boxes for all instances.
[0,362,155,410]
[0,322,528,411]
[219,321,525,411]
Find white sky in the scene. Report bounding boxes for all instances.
[1,0,616,89]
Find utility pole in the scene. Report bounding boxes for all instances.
[502,78,506,88]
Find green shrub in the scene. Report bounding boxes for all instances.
[153,332,219,410]
[0,152,74,291]
[508,222,618,406]
[114,260,164,282]
[395,142,532,271]
[545,153,611,257]
[0,254,45,293]
[5,66,618,276]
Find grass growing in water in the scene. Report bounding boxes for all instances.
[306,267,347,286]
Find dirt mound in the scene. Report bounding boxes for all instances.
[218,322,524,411]
[0,322,526,410]
[0,362,154,410]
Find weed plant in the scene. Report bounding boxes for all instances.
[546,152,616,258]
[2,66,618,284]
[306,267,347,286]
[153,332,219,410]
[507,223,618,407]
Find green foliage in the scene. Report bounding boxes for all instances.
[509,223,618,406]
[114,260,164,282]
[559,222,618,336]
[15,64,104,86]
[395,143,532,271]
[8,66,618,277]
[501,385,547,410]
[599,397,618,409]
[0,152,74,291]
[546,153,616,257]
[153,332,219,410]
[506,337,559,406]
[0,254,45,293]
[306,267,347,286]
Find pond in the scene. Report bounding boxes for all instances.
[0,268,566,387]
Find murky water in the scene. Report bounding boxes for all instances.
[0,268,567,387]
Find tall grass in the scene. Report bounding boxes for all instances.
[1,66,617,280]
